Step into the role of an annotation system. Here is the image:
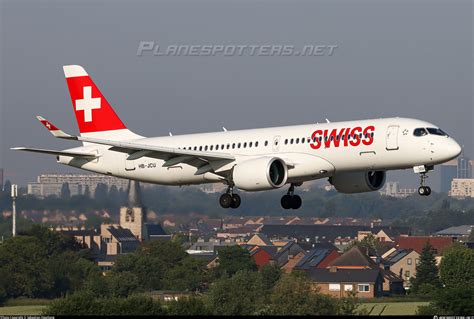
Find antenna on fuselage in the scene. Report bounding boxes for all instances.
[169,132,173,136]
[222,127,227,132]
[325,118,330,123]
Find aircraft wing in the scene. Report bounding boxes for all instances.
[32,116,235,170]
[11,147,99,158]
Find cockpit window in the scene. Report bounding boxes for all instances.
[413,128,428,137]
[426,127,448,136]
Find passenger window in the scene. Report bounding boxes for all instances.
[205,145,208,151]
[232,143,235,149]
[307,137,311,143]
[243,142,247,148]
[265,141,268,146]
[249,142,253,147]
[413,128,428,137]
[290,138,294,144]
[296,138,299,144]
[255,141,259,147]
[238,143,241,148]
[226,144,230,149]
[285,139,288,145]
[199,146,202,151]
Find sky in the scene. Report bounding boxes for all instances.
[0,0,472,191]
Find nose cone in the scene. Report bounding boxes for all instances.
[446,138,462,160]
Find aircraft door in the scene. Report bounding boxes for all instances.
[386,125,399,151]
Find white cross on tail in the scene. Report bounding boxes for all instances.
[75,86,101,122]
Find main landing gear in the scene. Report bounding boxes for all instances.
[219,186,241,209]
[281,184,302,210]
[414,165,433,196]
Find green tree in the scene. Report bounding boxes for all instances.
[207,270,266,315]
[113,240,204,291]
[468,229,474,242]
[345,233,385,255]
[439,243,474,288]
[167,297,210,316]
[260,264,282,292]
[268,273,339,315]
[410,242,441,295]
[417,287,474,315]
[215,246,257,277]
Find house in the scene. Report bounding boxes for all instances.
[395,236,454,258]
[328,246,404,296]
[250,246,279,268]
[382,248,420,288]
[246,233,273,246]
[281,251,306,273]
[272,241,305,267]
[308,268,384,298]
[293,248,340,271]
[260,225,410,244]
[435,225,473,240]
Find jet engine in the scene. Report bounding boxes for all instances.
[233,157,288,191]
[330,171,386,193]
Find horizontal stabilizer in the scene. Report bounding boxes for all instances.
[11,147,98,158]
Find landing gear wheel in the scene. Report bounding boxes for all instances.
[219,193,232,208]
[418,186,431,196]
[281,195,292,209]
[230,194,241,209]
[418,186,426,196]
[291,195,302,209]
[425,186,431,196]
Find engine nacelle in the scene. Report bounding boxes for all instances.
[330,171,386,193]
[233,157,288,191]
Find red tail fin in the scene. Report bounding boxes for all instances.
[63,65,127,134]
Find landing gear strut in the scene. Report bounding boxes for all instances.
[281,184,302,210]
[219,186,241,209]
[417,172,431,196]
[414,165,433,196]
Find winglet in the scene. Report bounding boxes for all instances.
[36,116,75,139]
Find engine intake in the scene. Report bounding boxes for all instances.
[330,170,386,193]
[233,157,288,191]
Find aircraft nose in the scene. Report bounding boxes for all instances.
[447,138,462,159]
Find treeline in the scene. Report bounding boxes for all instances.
[0,226,362,315]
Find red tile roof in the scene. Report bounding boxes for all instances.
[395,236,454,255]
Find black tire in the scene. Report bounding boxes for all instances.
[424,186,431,196]
[281,195,292,209]
[418,186,426,196]
[230,194,241,209]
[291,195,302,209]
[219,193,232,208]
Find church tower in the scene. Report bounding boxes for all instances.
[119,180,147,241]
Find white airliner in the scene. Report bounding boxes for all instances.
[13,65,462,209]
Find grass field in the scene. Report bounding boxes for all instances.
[0,305,47,315]
[359,301,430,315]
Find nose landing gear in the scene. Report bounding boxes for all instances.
[414,165,433,196]
[219,186,241,209]
[281,183,302,209]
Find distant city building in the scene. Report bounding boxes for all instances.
[449,178,474,198]
[440,160,458,193]
[380,182,416,198]
[28,173,129,198]
[457,155,472,179]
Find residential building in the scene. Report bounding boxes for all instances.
[382,248,420,288]
[380,181,416,198]
[435,225,473,240]
[293,247,340,271]
[449,178,474,198]
[395,236,454,256]
[260,225,409,245]
[28,173,129,198]
[308,268,384,298]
